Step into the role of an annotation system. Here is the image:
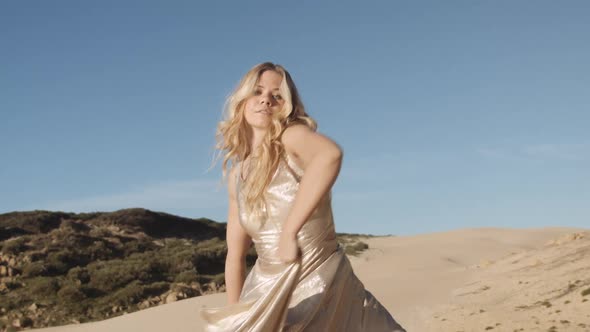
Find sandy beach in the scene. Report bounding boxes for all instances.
[34,226,590,332]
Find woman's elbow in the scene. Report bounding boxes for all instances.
[333,147,343,160]
[326,146,343,163]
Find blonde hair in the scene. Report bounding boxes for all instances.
[212,62,317,223]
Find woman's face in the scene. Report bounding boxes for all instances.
[243,70,285,130]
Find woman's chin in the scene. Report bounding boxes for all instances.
[247,121,271,130]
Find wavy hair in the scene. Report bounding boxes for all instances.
[211,62,317,223]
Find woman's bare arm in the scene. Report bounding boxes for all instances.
[280,124,343,237]
[224,166,252,304]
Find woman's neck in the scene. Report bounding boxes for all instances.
[249,126,267,153]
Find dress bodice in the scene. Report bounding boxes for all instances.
[236,152,337,269]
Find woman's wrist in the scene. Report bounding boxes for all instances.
[281,226,298,238]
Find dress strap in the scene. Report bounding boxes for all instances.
[282,151,304,179]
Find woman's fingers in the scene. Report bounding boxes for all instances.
[278,236,300,263]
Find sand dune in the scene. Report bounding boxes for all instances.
[34,226,589,332]
[422,230,590,331]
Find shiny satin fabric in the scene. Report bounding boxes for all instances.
[200,152,406,331]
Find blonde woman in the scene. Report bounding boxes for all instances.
[200,62,406,331]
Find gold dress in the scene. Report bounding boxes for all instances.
[200,152,406,331]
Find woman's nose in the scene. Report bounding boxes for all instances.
[260,95,271,105]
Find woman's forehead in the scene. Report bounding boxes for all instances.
[257,70,283,88]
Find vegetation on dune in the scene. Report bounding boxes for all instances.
[0,208,371,330]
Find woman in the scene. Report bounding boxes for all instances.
[200,62,406,331]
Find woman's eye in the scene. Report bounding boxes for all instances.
[273,94,282,100]
[253,90,261,95]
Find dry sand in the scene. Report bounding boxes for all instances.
[34,226,590,332]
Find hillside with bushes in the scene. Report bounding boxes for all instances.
[0,208,371,330]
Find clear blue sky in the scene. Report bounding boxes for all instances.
[1,1,589,236]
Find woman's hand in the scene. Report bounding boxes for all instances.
[278,231,300,264]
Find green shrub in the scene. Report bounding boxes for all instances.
[344,241,369,256]
[67,266,90,284]
[57,285,86,304]
[45,249,91,275]
[3,280,22,291]
[122,239,155,256]
[0,293,27,311]
[86,240,119,261]
[142,282,169,298]
[22,261,47,278]
[45,251,72,275]
[174,270,198,283]
[86,255,168,293]
[194,248,226,274]
[110,280,143,306]
[88,227,111,238]
[211,273,226,286]
[28,277,59,298]
[2,237,28,254]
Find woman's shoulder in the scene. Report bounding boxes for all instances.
[280,124,313,151]
[280,123,342,165]
[280,124,312,168]
[282,123,314,136]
